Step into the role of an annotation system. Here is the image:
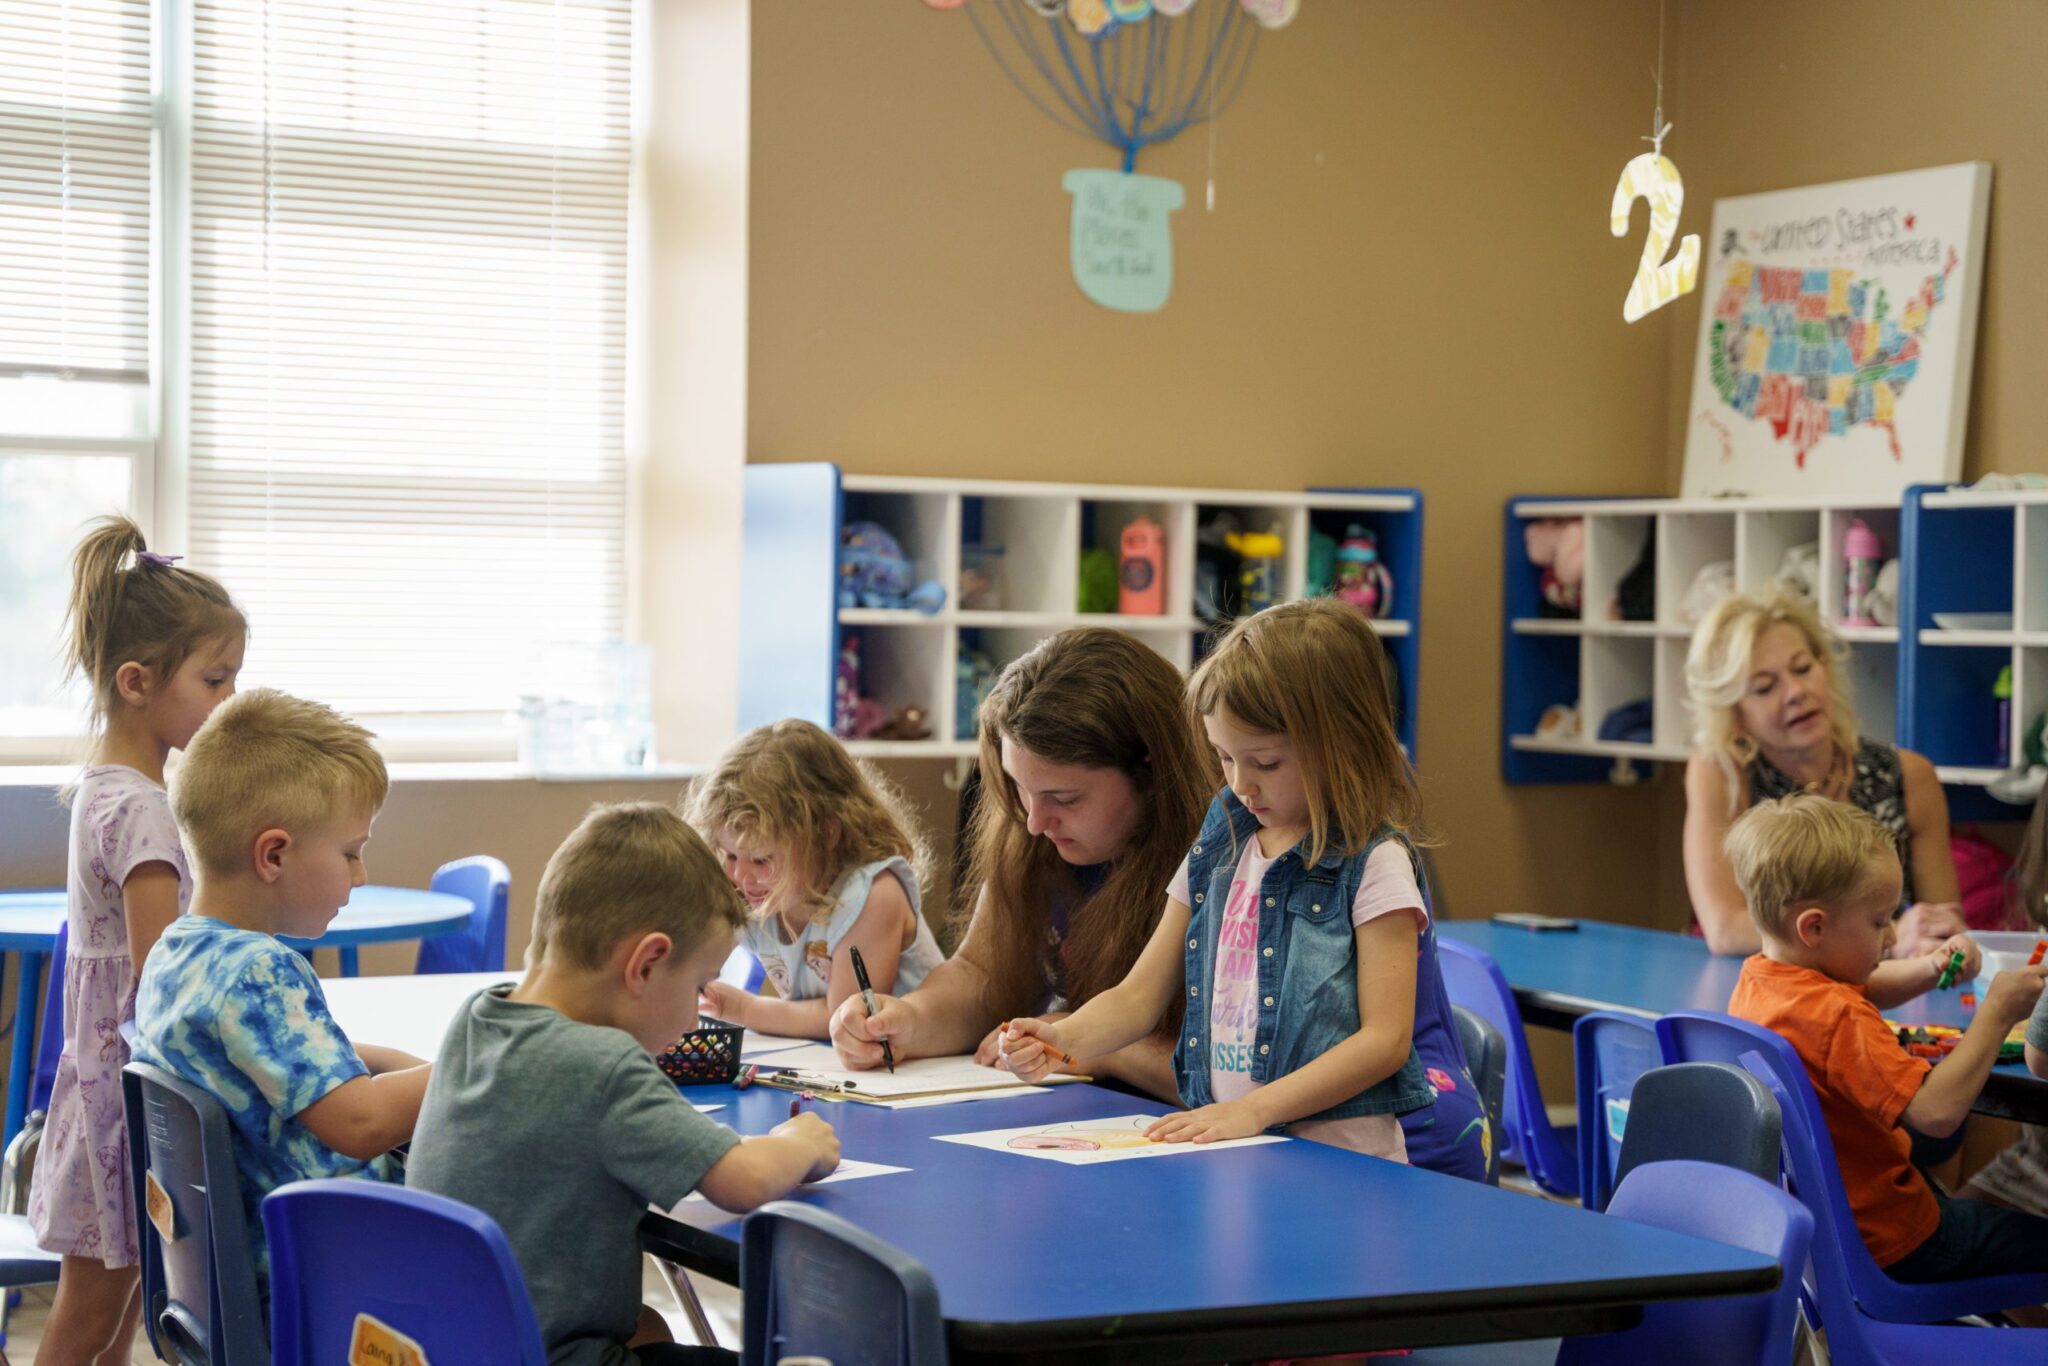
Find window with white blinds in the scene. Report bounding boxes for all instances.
[0,0,152,382]
[186,0,632,718]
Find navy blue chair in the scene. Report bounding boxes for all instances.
[743,1201,946,1365]
[1660,1010,2048,1328]
[1611,1061,1781,1190]
[1572,1010,1661,1211]
[1,920,68,1214]
[123,1061,268,1365]
[1404,1158,1814,1366]
[1437,938,1577,1199]
[1451,1004,1506,1186]
[415,855,512,974]
[263,1179,547,1365]
[1739,1052,2046,1365]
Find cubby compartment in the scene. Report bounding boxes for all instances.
[961,495,1076,617]
[1078,497,1195,622]
[1900,501,2011,634]
[1734,507,1821,602]
[841,624,954,744]
[1193,501,1304,623]
[1657,511,1735,626]
[1907,644,2010,771]
[1654,638,1692,752]
[1842,641,1898,746]
[1818,505,1901,630]
[1581,635,1656,747]
[1504,635,1584,744]
[842,488,955,611]
[1584,515,1653,624]
[1306,505,1411,621]
[2021,505,2048,635]
[2014,647,2048,770]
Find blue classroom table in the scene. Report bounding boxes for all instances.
[1436,918,2048,1125]
[0,885,470,1149]
[641,1081,1778,1364]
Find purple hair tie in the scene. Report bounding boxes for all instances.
[137,550,183,568]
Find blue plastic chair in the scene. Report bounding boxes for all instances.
[415,855,512,974]
[1451,1004,1506,1187]
[1437,939,1577,1199]
[122,1061,269,1365]
[262,1179,547,1365]
[1,921,69,1210]
[742,1201,947,1366]
[722,943,766,993]
[1555,1159,1813,1366]
[1739,1053,2046,1365]
[1611,1062,1781,1190]
[1573,1011,1662,1211]
[1659,1010,2048,1328]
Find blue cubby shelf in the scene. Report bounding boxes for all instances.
[741,465,1426,764]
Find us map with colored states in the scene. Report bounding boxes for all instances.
[1681,163,1989,500]
[1706,249,1954,467]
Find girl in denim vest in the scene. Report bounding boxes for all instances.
[1003,599,1488,1174]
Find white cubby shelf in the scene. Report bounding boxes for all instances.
[740,467,1425,761]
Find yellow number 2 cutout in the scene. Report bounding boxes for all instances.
[1610,152,1700,322]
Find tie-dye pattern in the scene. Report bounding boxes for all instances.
[132,915,398,1282]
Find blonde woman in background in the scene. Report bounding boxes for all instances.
[1683,587,1967,957]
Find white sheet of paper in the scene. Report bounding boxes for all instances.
[932,1114,1287,1165]
[859,1086,1053,1110]
[692,1104,723,1113]
[740,1031,813,1056]
[757,1044,1042,1098]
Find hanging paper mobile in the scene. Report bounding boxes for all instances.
[1608,1,1698,322]
[923,0,1298,312]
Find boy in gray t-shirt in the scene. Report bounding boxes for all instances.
[407,803,838,1366]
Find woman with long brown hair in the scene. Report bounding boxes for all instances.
[829,628,1214,1098]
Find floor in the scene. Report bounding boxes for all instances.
[1,1258,744,1364]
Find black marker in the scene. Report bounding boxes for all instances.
[849,945,895,1074]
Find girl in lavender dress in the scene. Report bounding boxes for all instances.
[27,516,244,1365]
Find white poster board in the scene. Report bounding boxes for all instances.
[1681,162,1991,500]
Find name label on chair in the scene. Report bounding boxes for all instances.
[349,1313,431,1366]
[143,1170,178,1243]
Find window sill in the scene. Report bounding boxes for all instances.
[0,760,706,789]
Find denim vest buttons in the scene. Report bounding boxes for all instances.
[1172,789,1435,1126]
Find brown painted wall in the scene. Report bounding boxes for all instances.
[748,0,1690,925]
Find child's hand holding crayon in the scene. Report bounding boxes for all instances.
[769,1109,841,1183]
[995,1017,1078,1083]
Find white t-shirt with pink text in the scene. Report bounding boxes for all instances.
[1168,838,1427,1160]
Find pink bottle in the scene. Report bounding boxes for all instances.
[1842,518,1882,627]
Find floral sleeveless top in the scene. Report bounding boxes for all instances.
[1750,736,1914,904]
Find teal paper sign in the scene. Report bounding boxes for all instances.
[1062,168,1184,313]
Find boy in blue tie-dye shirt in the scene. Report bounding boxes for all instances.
[135,689,429,1285]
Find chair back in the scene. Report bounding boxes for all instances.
[1660,1010,2048,1327]
[1613,1062,1780,1189]
[1436,938,1577,1198]
[415,856,512,974]
[742,1201,948,1366]
[262,1179,547,1366]
[31,920,69,1112]
[1449,1004,1505,1186]
[1573,1011,1663,1210]
[122,1061,268,1366]
[722,943,767,993]
[1556,1159,1811,1366]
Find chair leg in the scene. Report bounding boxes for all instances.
[651,1255,720,1348]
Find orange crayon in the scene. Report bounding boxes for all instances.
[1001,1021,1078,1069]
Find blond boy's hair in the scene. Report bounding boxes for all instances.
[1188,597,1423,865]
[172,688,389,876]
[532,802,746,971]
[1723,793,1898,939]
[686,720,931,926]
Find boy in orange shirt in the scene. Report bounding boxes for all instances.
[1727,794,2048,1283]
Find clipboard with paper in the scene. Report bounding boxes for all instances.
[753,1044,1088,1105]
